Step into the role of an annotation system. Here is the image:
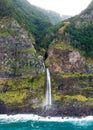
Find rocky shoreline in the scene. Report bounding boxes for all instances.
[1,100,93,118]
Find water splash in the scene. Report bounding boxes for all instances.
[1,114,93,123]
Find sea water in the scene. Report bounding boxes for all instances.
[0,114,93,130]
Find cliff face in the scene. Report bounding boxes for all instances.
[0,18,44,77]
[43,1,93,116]
[44,42,93,117]
[0,0,52,50]
[47,44,88,73]
[0,0,93,117]
[0,17,45,113]
[0,0,48,114]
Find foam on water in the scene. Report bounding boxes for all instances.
[0,114,93,125]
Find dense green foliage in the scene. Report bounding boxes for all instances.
[0,0,93,114]
[41,0,93,58]
[0,0,52,49]
[46,14,93,58]
[59,1,93,58]
[65,20,93,57]
[0,73,44,108]
[0,0,70,51]
[0,0,93,57]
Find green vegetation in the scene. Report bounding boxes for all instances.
[53,93,93,103]
[0,0,70,51]
[57,72,93,78]
[44,1,93,59]
[0,28,18,37]
[0,28,9,36]
[1,0,93,58]
[51,17,93,59]
[22,48,36,53]
[50,42,74,51]
[50,71,93,106]
[0,73,45,107]
[0,0,93,113]
[65,21,93,58]
[0,0,52,50]
[0,90,26,105]
[49,17,93,59]
[58,21,70,34]
[61,95,88,102]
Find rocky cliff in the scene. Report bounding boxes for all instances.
[0,17,44,77]
[47,44,88,73]
[0,0,93,117]
[41,39,93,117]
[0,0,49,114]
[43,1,93,117]
[0,17,45,113]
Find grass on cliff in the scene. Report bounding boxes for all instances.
[0,27,18,37]
[22,48,36,53]
[53,94,93,105]
[0,73,45,107]
[0,90,26,105]
[53,94,87,102]
[56,72,93,78]
[50,42,74,51]
[58,21,70,34]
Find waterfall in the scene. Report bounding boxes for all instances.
[45,68,52,109]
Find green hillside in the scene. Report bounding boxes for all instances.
[0,0,52,49]
[65,17,93,58]
[0,0,70,50]
[46,0,93,59]
[37,8,70,25]
[0,0,46,112]
[0,0,93,116]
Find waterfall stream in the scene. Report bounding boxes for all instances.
[45,68,52,109]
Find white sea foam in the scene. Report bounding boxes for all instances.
[0,114,93,124]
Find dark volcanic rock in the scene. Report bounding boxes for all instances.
[0,100,7,114]
[37,101,93,117]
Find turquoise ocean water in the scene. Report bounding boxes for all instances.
[0,114,93,130]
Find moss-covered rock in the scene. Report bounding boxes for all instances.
[46,41,90,73]
[0,17,45,113]
[43,35,93,116]
[0,0,93,117]
[0,73,45,112]
[0,18,45,77]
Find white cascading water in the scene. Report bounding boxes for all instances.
[45,68,52,109]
